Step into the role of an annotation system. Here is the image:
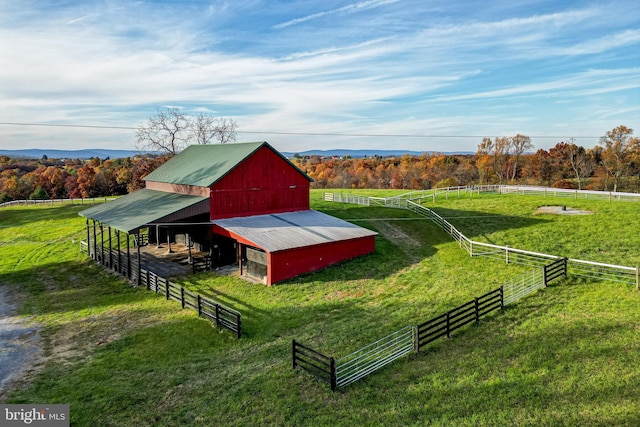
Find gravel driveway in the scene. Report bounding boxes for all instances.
[0,286,41,400]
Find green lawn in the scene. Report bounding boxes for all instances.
[1,190,639,426]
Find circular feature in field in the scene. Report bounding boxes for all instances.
[534,205,593,215]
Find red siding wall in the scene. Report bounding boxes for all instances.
[268,236,376,285]
[210,146,310,220]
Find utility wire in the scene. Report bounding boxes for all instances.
[0,121,599,139]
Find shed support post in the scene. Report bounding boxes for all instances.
[100,224,105,265]
[85,219,90,256]
[92,220,97,260]
[126,233,131,280]
[137,230,142,286]
[238,243,243,276]
[108,226,113,269]
[156,224,161,248]
[167,227,172,254]
[116,230,121,274]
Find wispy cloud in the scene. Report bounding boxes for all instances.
[272,0,400,29]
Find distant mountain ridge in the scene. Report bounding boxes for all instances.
[0,147,472,160]
[0,148,144,159]
[282,149,472,158]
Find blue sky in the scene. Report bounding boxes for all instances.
[0,0,638,153]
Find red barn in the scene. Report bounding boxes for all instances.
[80,142,377,285]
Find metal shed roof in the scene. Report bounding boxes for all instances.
[143,141,312,188]
[79,189,209,233]
[212,210,378,252]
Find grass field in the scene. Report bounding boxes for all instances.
[1,190,639,426]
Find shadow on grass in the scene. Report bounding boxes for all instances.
[429,206,550,241]
[0,259,159,318]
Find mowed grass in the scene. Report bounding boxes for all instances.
[0,190,639,426]
[419,191,640,265]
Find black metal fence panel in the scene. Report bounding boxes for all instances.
[292,340,336,391]
[544,258,568,285]
[416,287,502,352]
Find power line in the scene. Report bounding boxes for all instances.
[0,121,600,139]
[0,121,136,130]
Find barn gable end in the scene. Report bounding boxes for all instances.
[210,144,311,219]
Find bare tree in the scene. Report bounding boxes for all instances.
[136,108,190,155]
[190,114,238,145]
[136,108,239,155]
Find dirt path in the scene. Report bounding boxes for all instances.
[0,286,42,401]
[374,220,422,262]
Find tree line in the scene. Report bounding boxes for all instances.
[0,155,169,202]
[0,125,637,202]
[293,125,639,192]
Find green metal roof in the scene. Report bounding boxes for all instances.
[143,141,312,187]
[79,189,209,233]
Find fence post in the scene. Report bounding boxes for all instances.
[197,295,202,316]
[292,340,297,369]
[500,285,504,309]
[446,311,451,338]
[181,287,185,308]
[146,270,150,290]
[505,245,509,264]
[470,241,473,257]
[636,266,639,291]
[543,265,548,287]
[165,279,170,300]
[330,357,337,392]
[236,314,242,339]
[215,304,221,326]
[474,297,480,322]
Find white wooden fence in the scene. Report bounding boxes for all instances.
[324,186,640,288]
[0,197,115,208]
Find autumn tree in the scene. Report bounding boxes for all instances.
[566,139,593,190]
[598,125,635,192]
[509,134,533,182]
[477,137,510,184]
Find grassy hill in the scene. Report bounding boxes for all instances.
[1,190,639,426]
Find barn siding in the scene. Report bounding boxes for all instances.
[210,146,310,219]
[268,236,376,285]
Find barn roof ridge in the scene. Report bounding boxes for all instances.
[143,141,312,188]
